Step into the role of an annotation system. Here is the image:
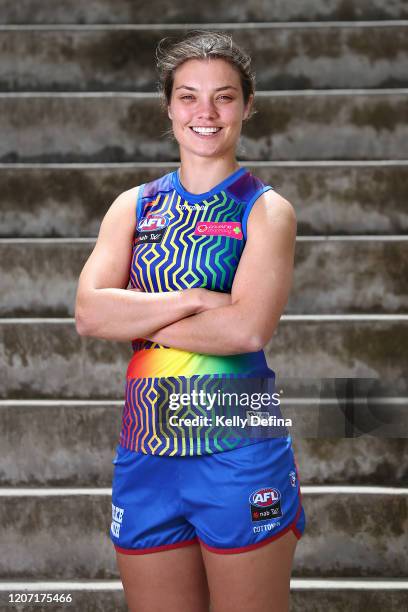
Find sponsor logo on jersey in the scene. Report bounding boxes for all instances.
[194,221,243,240]
[137,215,169,232]
[249,487,283,522]
[135,214,169,244]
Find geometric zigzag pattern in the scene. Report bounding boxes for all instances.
[119,169,280,455]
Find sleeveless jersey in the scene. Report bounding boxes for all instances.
[119,166,284,456]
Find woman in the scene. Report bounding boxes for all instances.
[75,30,305,612]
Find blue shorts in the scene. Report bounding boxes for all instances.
[110,437,306,555]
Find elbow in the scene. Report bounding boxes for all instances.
[75,304,96,337]
[238,331,265,353]
[75,285,104,337]
[75,311,90,336]
[240,325,277,353]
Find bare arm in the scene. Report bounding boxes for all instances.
[75,186,214,341]
[143,190,297,355]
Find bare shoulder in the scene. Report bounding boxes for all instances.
[98,184,141,232]
[247,189,297,236]
[261,189,296,222]
[106,184,140,217]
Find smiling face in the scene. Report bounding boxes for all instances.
[167,58,253,162]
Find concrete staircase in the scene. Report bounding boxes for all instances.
[1,1,408,610]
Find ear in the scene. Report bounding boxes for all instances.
[243,94,254,121]
[167,105,173,121]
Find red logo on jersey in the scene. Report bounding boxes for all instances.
[194,221,243,239]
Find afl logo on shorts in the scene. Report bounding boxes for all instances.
[137,215,169,232]
[249,487,283,522]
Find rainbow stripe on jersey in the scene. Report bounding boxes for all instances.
[119,166,278,456]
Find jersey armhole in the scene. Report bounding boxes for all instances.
[242,185,274,241]
[135,183,146,227]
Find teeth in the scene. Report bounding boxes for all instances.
[191,127,221,134]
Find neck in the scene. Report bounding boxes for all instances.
[178,155,240,195]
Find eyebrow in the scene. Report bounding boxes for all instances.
[174,85,238,92]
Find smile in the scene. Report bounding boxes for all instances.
[190,126,222,137]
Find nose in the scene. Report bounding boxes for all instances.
[196,97,219,120]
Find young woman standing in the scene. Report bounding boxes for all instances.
[75,31,305,612]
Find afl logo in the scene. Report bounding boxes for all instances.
[137,215,169,232]
[249,487,281,508]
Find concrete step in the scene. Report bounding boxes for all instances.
[1,91,408,163]
[1,400,407,486]
[1,23,407,91]
[1,238,407,316]
[0,580,408,612]
[1,0,407,24]
[0,488,406,579]
[293,238,408,314]
[290,582,408,612]
[1,162,407,237]
[1,319,407,399]
[0,401,121,487]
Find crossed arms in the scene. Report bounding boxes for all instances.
[75,185,297,356]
